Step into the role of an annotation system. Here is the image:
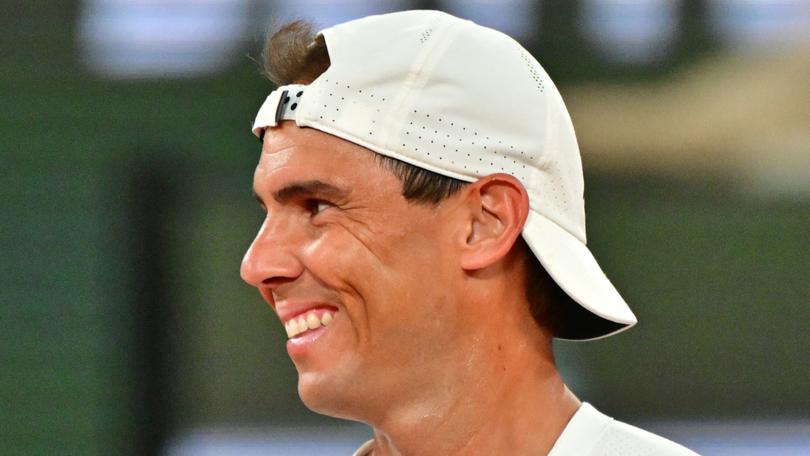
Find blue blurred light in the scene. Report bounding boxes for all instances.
[582,0,680,64]
[271,0,415,30]
[709,0,810,52]
[439,0,541,41]
[78,0,251,79]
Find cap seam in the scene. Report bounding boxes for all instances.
[381,15,468,149]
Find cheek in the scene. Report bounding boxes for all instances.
[303,219,441,286]
[300,227,378,288]
[300,222,454,316]
[301,228,407,321]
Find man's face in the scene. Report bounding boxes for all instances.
[241,122,471,418]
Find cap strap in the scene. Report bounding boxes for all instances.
[251,84,307,138]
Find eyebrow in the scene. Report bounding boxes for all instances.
[253,180,348,206]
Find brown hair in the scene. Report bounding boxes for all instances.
[260,20,619,339]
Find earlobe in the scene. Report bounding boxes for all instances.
[460,174,529,271]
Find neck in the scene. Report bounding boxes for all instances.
[365,311,580,455]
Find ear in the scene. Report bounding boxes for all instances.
[459,174,529,271]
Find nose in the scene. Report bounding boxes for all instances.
[240,215,305,289]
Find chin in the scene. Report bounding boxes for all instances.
[296,369,363,420]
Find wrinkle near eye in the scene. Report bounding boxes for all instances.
[314,203,387,266]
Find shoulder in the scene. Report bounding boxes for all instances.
[600,415,699,455]
[549,403,700,456]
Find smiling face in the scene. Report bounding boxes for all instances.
[241,122,475,419]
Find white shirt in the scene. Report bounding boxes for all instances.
[353,402,699,455]
[548,403,699,456]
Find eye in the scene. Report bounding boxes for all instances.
[305,199,333,216]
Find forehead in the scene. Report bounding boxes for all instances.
[254,122,392,193]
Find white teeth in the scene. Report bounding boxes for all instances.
[321,312,333,326]
[306,312,320,329]
[285,310,336,338]
[285,320,295,338]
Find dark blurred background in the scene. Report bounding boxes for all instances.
[2,1,808,455]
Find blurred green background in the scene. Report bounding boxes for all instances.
[2,1,808,455]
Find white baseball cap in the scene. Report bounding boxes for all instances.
[251,10,637,340]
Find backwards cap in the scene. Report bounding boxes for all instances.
[252,10,637,340]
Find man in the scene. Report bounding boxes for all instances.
[241,10,697,455]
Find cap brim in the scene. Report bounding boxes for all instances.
[522,210,637,341]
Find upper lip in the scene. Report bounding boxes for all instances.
[275,301,339,323]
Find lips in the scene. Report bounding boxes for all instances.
[280,305,339,359]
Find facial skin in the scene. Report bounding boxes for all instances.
[241,122,579,455]
[241,121,470,415]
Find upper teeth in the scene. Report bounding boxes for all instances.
[285,310,334,338]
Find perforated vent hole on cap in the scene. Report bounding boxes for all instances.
[520,49,544,93]
[419,28,433,44]
[326,102,532,184]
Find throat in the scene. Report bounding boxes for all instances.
[364,356,577,455]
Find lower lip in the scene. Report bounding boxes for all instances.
[286,323,330,358]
